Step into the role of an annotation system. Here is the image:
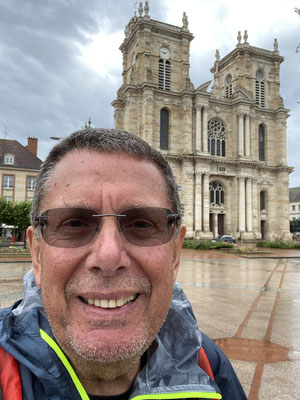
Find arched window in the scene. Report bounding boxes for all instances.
[255,70,265,108]
[158,59,171,91]
[160,108,169,150]
[225,74,232,97]
[260,191,266,211]
[208,119,226,157]
[209,181,225,207]
[259,124,265,161]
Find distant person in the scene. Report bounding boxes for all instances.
[0,128,247,399]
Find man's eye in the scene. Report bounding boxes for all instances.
[132,220,153,229]
[124,218,155,230]
[62,219,88,228]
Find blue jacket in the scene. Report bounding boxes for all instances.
[0,270,247,399]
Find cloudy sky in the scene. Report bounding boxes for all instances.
[0,0,299,186]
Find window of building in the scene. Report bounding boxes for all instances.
[260,191,266,211]
[259,124,265,161]
[4,154,14,165]
[160,108,169,150]
[255,70,265,108]
[4,196,13,202]
[292,205,296,211]
[225,74,232,97]
[27,176,36,190]
[3,175,14,189]
[208,119,226,157]
[158,59,171,90]
[298,205,300,211]
[209,181,225,206]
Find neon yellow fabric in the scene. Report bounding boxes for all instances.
[40,328,222,400]
[130,393,222,399]
[40,329,90,400]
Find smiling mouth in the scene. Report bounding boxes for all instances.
[79,294,138,309]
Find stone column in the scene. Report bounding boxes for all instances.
[183,99,193,153]
[143,91,154,146]
[238,112,244,156]
[203,172,210,232]
[202,107,208,153]
[213,213,218,238]
[246,177,253,232]
[252,178,259,235]
[195,106,202,152]
[181,160,194,236]
[194,172,202,232]
[245,113,250,157]
[238,176,245,232]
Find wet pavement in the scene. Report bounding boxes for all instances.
[178,249,300,399]
[1,248,300,399]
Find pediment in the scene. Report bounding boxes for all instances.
[233,87,253,101]
[195,80,212,93]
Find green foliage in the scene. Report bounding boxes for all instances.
[257,241,300,249]
[0,198,14,225]
[0,198,32,246]
[11,201,32,232]
[183,239,234,250]
[290,218,300,233]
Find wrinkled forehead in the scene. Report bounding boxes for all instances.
[42,149,170,209]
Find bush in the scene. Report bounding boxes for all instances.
[183,239,234,250]
[257,241,300,249]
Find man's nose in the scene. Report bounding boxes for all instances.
[84,217,128,276]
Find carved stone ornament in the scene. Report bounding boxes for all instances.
[209,103,228,113]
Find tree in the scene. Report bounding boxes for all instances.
[11,201,32,248]
[290,218,300,233]
[0,198,14,226]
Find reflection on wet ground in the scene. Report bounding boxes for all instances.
[177,249,300,399]
[1,249,300,399]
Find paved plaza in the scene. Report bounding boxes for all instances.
[178,249,300,399]
[1,248,300,399]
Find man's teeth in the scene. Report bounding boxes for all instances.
[85,294,137,309]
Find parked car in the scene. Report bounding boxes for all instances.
[212,235,236,243]
[292,232,300,241]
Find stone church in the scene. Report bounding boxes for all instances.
[112,1,292,241]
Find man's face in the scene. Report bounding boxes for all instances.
[28,150,185,370]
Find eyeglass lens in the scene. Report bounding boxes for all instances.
[37,207,179,248]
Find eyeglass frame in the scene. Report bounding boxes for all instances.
[34,206,181,248]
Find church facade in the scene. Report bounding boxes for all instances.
[112,1,292,241]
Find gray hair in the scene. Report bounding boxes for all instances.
[30,128,181,226]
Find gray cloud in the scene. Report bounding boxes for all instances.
[0,0,299,188]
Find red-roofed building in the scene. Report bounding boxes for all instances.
[0,137,42,239]
[0,137,42,203]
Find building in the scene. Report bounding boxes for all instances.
[289,187,300,220]
[112,2,292,241]
[0,137,42,238]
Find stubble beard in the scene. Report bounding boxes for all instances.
[40,272,168,381]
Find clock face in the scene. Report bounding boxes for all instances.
[160,47,170,59]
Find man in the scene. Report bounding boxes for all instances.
[0,128,247,399]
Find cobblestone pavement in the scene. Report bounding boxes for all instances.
[1,249,300,399]
[178,249,300,400]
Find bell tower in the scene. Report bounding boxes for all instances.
[112,1,194,151]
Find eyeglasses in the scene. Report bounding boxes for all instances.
[35,207,181,248]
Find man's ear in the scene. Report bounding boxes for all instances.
[27,226,41,287]
[172,225,186,282]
